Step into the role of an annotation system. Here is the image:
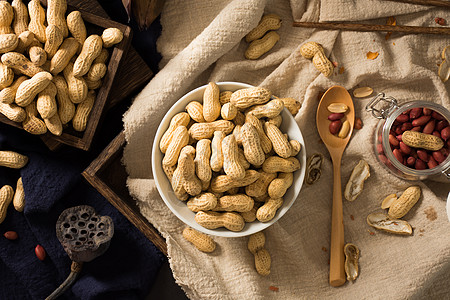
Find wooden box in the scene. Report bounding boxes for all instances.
[0,5,131,151]
[82,131,167,256]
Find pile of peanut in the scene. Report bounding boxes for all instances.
[160,83,302,232]
[0,0,123,136]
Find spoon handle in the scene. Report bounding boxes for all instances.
[329,157,346,287]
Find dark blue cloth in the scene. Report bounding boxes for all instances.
[0,2,164,299]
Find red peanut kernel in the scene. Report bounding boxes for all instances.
[35,245,46,261]
[3,231,18,240]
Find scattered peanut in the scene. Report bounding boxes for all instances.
[248,232,271,276]
[13,177,25,212]
[353,87,373,98]
[245,31,279,60]
[246,14,281,43]
[388,186,421,219]
[182,227,216,252]
[0,151,28,168]
[300,41,334,77]
[0,185,14,224]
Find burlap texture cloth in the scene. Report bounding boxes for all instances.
[122,0,450,299]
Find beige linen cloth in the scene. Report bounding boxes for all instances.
[122,0,450,299]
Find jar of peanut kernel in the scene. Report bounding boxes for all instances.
[366,93,450,181]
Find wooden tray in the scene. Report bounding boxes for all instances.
[82,131,168,256]
[0,6,132,151]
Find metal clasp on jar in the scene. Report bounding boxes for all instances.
[365,93,399,119]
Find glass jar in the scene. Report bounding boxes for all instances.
[366,93,450,182]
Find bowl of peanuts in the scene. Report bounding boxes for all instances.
[152,82,307,237]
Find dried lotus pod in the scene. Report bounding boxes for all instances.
[56,205,114,262]
[366,212,412,235]
[48,206,114,300]
[344,243,360,282]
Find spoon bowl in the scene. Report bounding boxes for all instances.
[316,86,354,287]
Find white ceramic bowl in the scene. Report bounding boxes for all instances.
[152,82,307,237]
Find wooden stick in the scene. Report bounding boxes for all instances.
[384,0,450,8]
[292,22,450,35]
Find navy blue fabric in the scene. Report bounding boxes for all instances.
[0,2,164,299]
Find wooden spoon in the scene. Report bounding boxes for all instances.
[316,86,355,287]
